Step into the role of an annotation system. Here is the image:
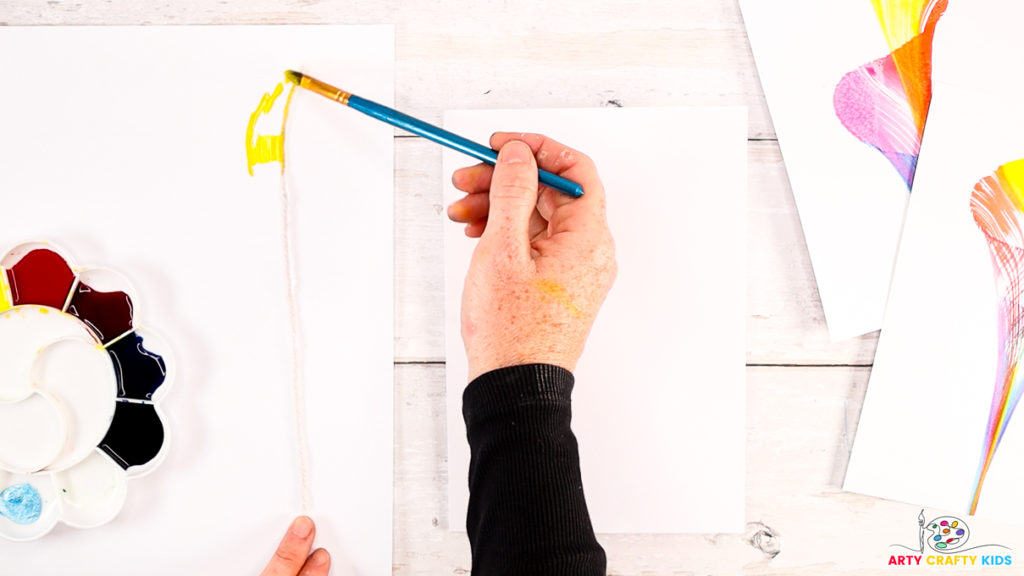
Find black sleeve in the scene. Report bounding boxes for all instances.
[462,363,607,576]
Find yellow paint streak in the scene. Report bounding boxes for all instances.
[871,0,927,51]
[0,268,10,313]
[245,78,298,176]
[532,279,582,318]
[998,158,1024,213]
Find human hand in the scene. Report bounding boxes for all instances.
[447,133,617,381]
[259,516,331,576]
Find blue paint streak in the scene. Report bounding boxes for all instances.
[0,483,42,525]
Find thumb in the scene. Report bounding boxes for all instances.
[480,140,539,261]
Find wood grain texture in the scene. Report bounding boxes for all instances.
[0,0,928,574]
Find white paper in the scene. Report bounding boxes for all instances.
[443,108,747,534]
[845,1,1024,521]
[0,26,394,574]
[740,0,916,339]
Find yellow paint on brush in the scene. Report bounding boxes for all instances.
[245,76,298,176]
[532,279,582,318]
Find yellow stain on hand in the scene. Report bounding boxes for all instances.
[532,279,582,318]
[246,77,298,176]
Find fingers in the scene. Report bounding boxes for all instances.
[447,190,489,224]
[449,163,493,237]
[477,140,539,262]
[299,548,331,576]
[260,516,320,576]
[489,132,606,203]
[490,132,607,237]
[452,163,494,195]
[449,133,608,242]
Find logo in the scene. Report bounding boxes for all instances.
[888,510,1012,567]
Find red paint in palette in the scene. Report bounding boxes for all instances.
[6,249,75,309]
[67,281,134,343]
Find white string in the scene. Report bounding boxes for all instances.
[280,170,312,514]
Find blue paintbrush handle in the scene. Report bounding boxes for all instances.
[347,94,584,198]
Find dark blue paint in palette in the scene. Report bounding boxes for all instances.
[99,402,165,470]
[101,331,169,470]
[107,333,168,402]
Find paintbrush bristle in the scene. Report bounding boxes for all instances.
[284,70,304,85]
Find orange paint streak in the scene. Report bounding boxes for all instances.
[888,0,947,138]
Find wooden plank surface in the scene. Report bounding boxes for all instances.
[6,1,975,574]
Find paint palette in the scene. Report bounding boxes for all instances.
[0,243,172,542]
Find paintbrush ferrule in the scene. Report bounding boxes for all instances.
[297,75,351,106]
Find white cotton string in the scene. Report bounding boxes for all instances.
[279,171,313,514]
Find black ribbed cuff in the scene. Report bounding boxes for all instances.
[463,363,575,427]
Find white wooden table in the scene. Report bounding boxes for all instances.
[9,1,999,574]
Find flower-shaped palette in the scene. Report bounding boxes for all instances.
[0,243,172,541]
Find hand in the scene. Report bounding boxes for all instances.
[260,516,331,576]
[448,133,617,381]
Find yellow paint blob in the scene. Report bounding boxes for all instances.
[532,279,582,318]
[245,77,297,176]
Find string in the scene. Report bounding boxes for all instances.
[280,168,312,514]
[278,85,313,514]
[246,79,312,513]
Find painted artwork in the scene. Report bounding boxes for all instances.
[968,159,1024,514]
[0,243,170,541]
[833,0,948,188]
[740,0,927,339]
[843,2,1024,522]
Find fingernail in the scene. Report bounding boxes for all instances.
[499,141,530,164]
[310,549,330,566]
[290,516,313,538]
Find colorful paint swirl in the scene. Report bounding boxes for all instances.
[969,159,1024,514]
[833,0,948,189]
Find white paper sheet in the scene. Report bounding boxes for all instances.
[0,26,394,574]
[740,0,917,339]
[845,1,1024,521]
[443,108,747,534]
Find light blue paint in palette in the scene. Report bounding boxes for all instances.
[0,483,42,525]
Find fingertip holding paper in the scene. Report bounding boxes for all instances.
[443,107,748,534]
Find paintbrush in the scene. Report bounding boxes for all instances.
[284,70,584,198]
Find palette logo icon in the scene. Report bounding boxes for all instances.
[888,509,1012,566]
[924,516,968,552]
